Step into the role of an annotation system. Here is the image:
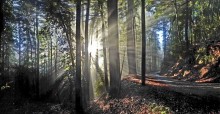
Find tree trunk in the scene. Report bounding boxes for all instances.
[35,1,40,98]
[2,39,5,79]
[127,0,137,74]
[0,1,3,37]
[75,0,83,113]
[50,32,53,81]
[6,43,9,81]
[18,21,21,67]
[0,0,2,76]
[84,0,90,108]
[141,0,146,86]
[107,0,121,98]
[99,1,109,92]
[47,30,52,92]
[26,26,32,68]
[67,21,74,102]
[163,21,167,58]
[54,36,58,81]
[185,0,190,52]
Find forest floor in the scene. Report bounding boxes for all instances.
[1,74,220,114]
[88,75,220,114]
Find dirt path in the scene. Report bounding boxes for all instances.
[127,73,220,99]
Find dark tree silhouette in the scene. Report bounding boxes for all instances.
[75,0,83,113]
[141,0,146,86]
[107,0,121,98]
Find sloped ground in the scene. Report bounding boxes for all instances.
[88,78,220,114]
[162,41,220,83]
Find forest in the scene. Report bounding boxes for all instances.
[0,0,220,113]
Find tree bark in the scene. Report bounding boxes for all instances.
[0,1,3,69]
[127,0,137,74]
[163,21,167,58]
[107,0,121,98]
[18,21,21,67]
[0,1,3,37]
[50,31,53,82]
[36,1,40,98]
[185,0,190,52]
[141,0,146,86]
[75,0,83,113]
[84,0,90,108]
[0,1,3,79]
[99,1,109,92]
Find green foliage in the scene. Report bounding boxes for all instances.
[195,47,214,64]
[64,66,70,71]
[94,68,105,97]
[198,55,213,64]
[95,77,104,97]
[149,103,170,114]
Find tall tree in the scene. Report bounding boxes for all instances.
[75,0,83,113]
[18,21,21,66]
[98,0,109,92]
[127,0,137,74]
[35,0,40,98]
[0,1,3,77]
[141,0,146,86]
[0,1,3,36]
[185,0,190,52]
[84,0,90,108]
[163,21,167,57]
[107,0,121,98]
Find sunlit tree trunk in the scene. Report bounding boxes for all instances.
[26,27,31,67]
[58,11,75,102]
[152,37,157,71]
[30,26,34,74]
[141,0,146,86]
[174,0,182,51]
[89,53,93,100]
[75,0,83,112]
[54,36,58,80]
[127,0,137,74]
[99,2,109,92]
[163,21,167,58]
[67,19,74,102]
[50,31,53,89]
[46,35,51,93]
[107,0,121,98]
[18,21,21,67]
[84,0,90,108]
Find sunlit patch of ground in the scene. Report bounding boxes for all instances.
[123,75,168,87]
[88,78,172,114]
